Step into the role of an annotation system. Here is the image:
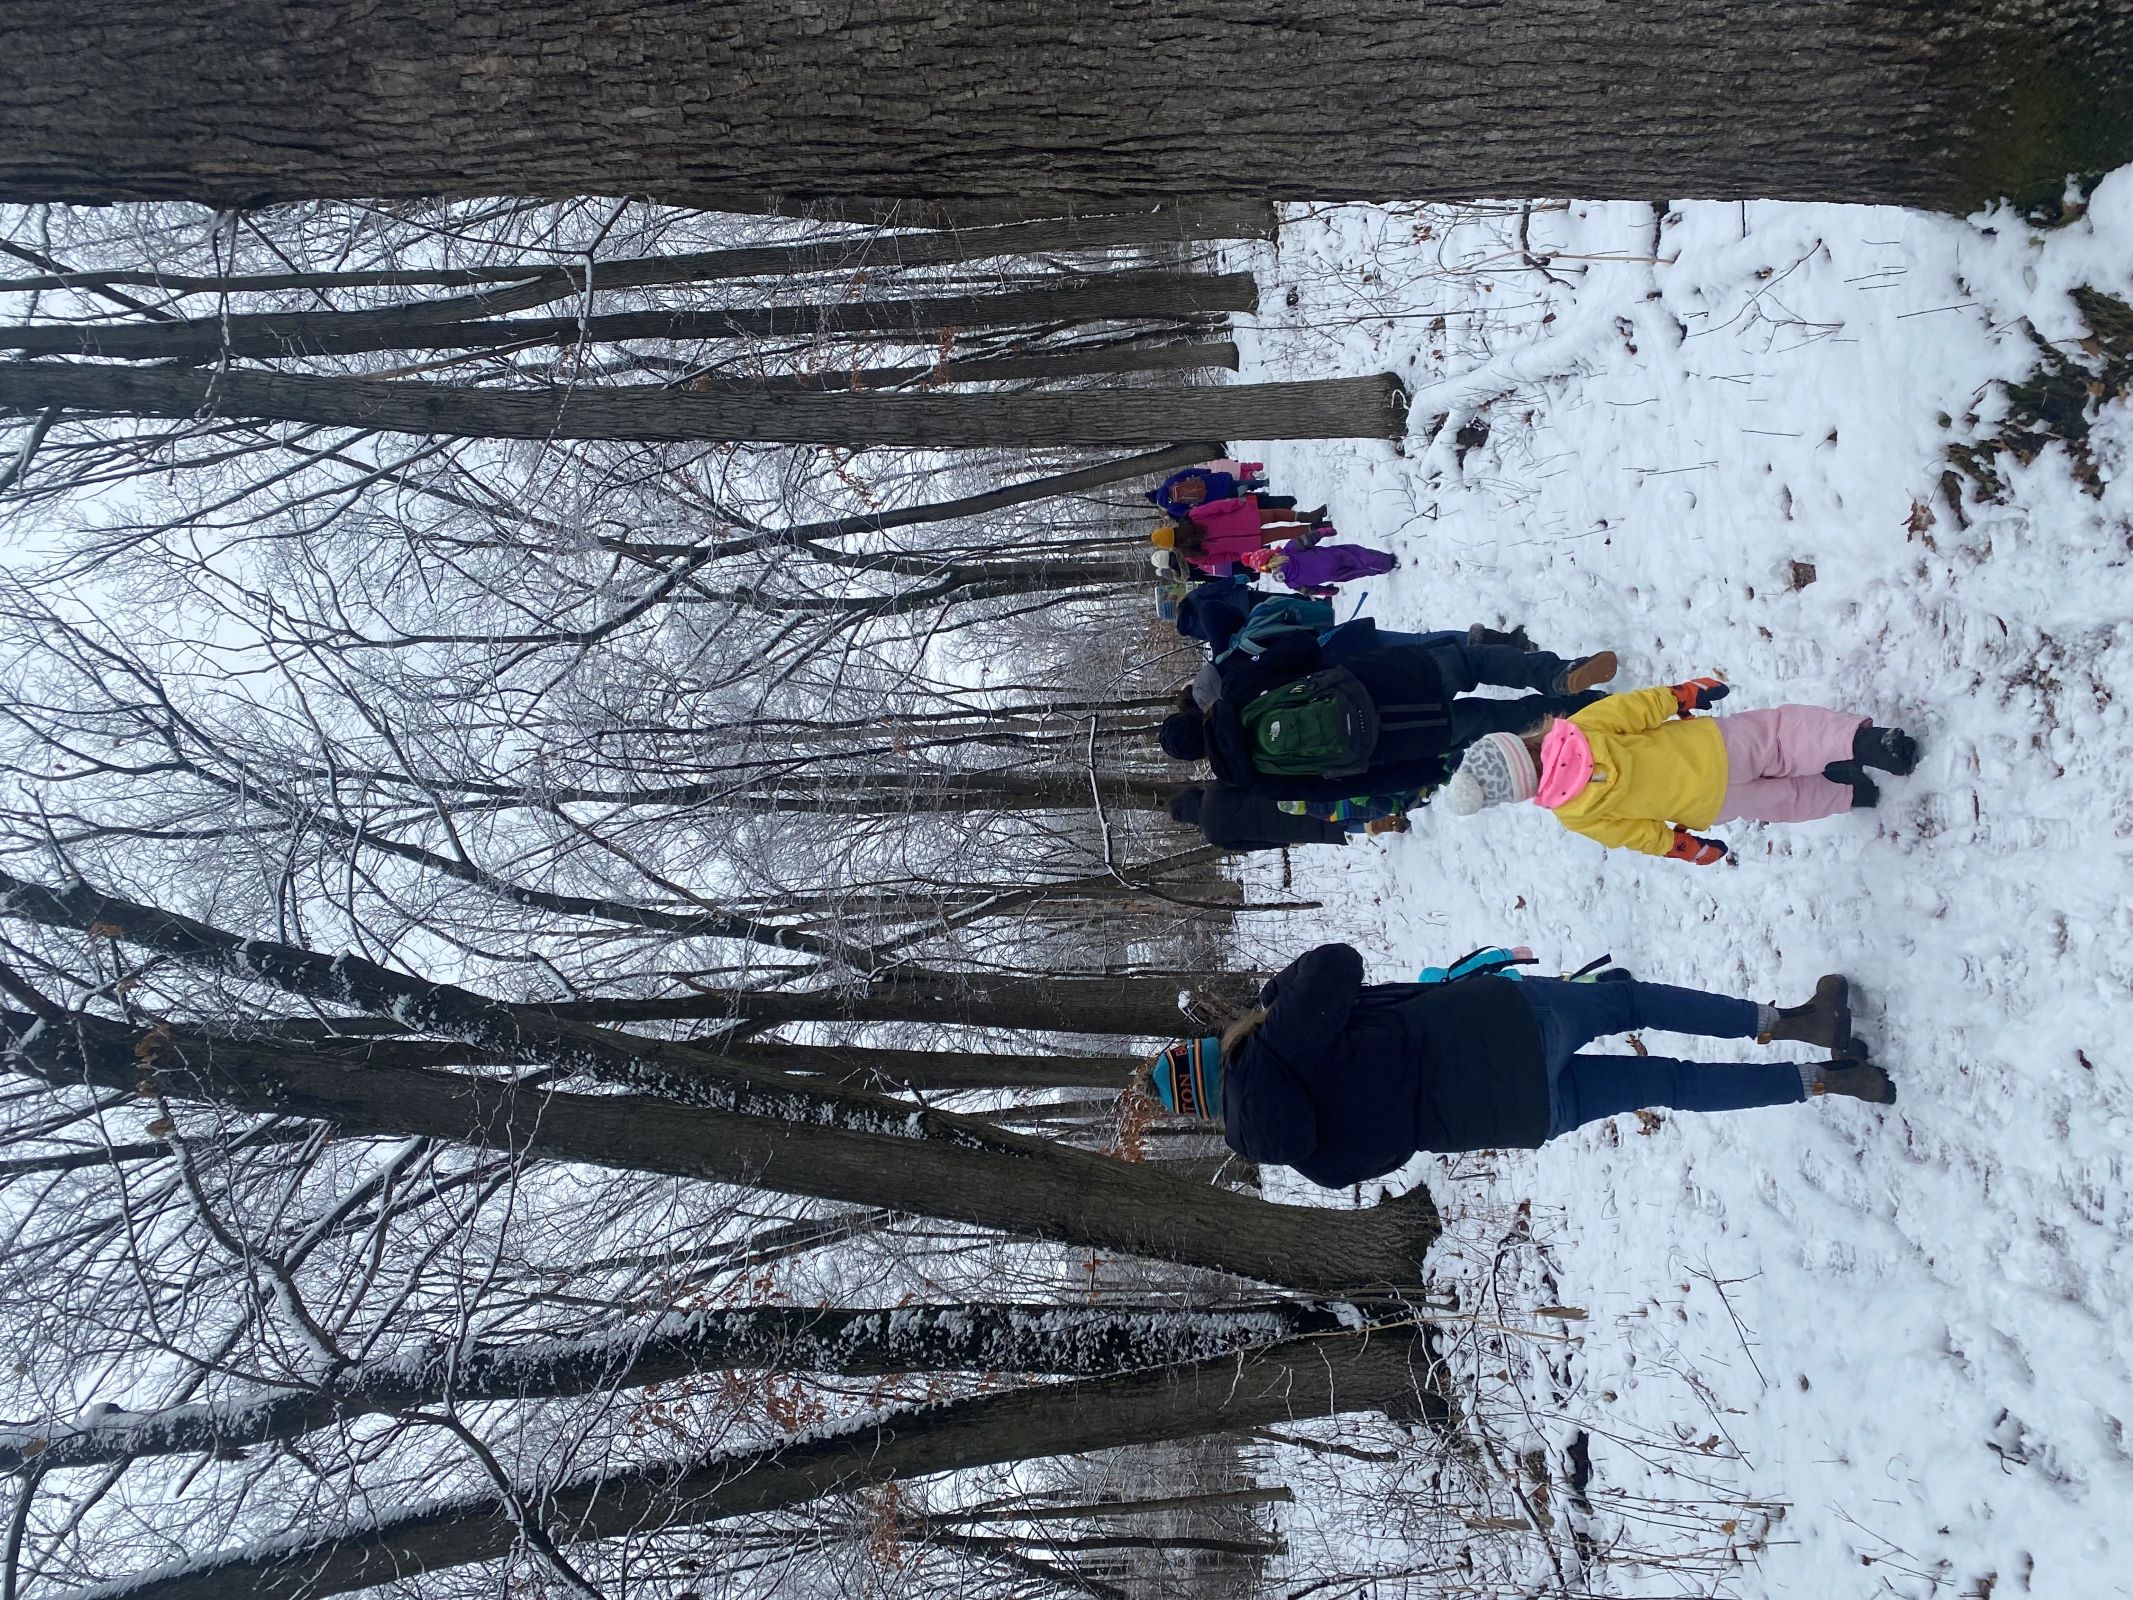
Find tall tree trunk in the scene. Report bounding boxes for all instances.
[693,338,1240,392]
[0,203,1275,305]
[0,361,1410,445]
[56,1327,1434,1600]
[4,1008,1439,1294]
[732,771,1186,813]
[0,270,1257,361]
[720,1040,1140,1091]
[0,1299,1374,1471]
[555,971,1259,1036]
[0,3,2125,212]
[612,439,1223,563]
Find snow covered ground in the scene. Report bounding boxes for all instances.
[1224,177,2133,1597]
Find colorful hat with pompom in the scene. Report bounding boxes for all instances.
[1148,1036,1223,1119]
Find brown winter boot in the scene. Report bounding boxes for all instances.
[1759,974,1851,1051]
[1552,651,1619,695]
[1809,1058,1896,1105]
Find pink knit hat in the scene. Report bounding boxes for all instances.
[1441,732,1539,815]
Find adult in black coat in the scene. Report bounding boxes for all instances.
[1172,575,1264,655]
[1144,944,1894,1191]
[1159,633,1603,802]
[1170,785,1351,852]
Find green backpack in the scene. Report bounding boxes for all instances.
[1240,668,1381,777]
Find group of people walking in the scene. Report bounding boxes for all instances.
[1148,458,1402,595]
[1140,458,1919,1190]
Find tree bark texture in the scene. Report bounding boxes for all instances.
[0,361,1410,446]
[0,3,2126,212]
[58,1328,1433,1600]
[0,270,1257,362]
[3,1009,1440,1294]
[0,1299,1369,1472]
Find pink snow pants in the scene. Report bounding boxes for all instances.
[1712,706,1866,824]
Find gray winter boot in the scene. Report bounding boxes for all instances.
[1759,974,1851,1050]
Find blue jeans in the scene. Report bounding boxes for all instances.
[1517,976,1805,1140]
[1321,624,1463,660]
[1425,639,1566,695]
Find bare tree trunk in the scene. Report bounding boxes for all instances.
[0,270,1257,361]
[0,3,2126,212]
[0,1299,1373,1471]
[693,338,1240,392]
[0,361,1410,445]
[4,1007,1440,1294]
[734,771,1186,813]
[54,1328,1434,1600]
[0,203,1275,304]
[557,971,1260,1036]
[721,1040,1140,1091]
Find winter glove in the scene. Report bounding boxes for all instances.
[1671,677,1731,717]
[1365,816,1411,836]
[1666,827,1729,865]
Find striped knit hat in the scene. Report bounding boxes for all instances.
[1148,1036,1224,1119]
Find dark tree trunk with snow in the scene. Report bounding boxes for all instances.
[0,362,1409,445]
[4,1010,1438,1294]
[57,1328,1434,1600]
[0,1299,1375,1471]
[0,2,2125,212]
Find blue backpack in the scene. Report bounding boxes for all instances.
[1419,946,1536,984]
[1419,948,1623,984]
[1215,594,1337,664]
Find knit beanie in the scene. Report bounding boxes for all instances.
[1441,731,1539,816]
[1148,1036,1224,1119]
[1150,526,1176,548]
[1158,711,1207,762]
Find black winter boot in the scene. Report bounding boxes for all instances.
[1822,760,1881,808]
[1761,974,1851,1050]
[1810,1057,1896,1105]
[1853,724,1919,776]
[1467,622,1536,652]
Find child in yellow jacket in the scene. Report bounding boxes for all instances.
[1441,679,1919,863]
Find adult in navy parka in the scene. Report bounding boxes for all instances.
[1145,943,1896,1191]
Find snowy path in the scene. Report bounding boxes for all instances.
[1229,181,2133,1596]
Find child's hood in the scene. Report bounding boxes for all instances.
[1534,719,1595,809]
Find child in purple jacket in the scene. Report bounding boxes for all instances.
[1241,533,1399,596]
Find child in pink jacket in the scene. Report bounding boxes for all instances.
[1157,496,1329,574]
